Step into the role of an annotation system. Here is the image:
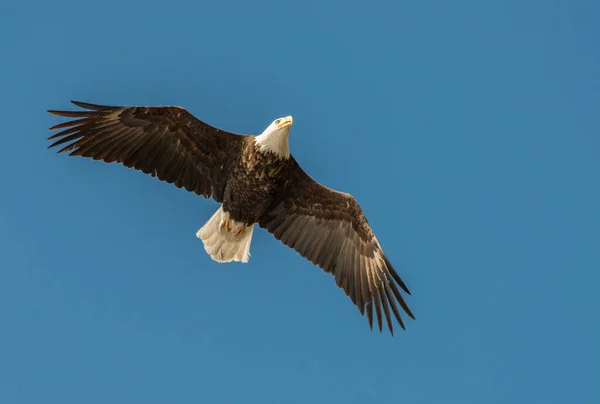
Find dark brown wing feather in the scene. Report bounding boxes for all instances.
[259,158,414,335]
[47,101,247,202]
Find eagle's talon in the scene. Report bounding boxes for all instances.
[225,214,231,232]
[232,226,245,237]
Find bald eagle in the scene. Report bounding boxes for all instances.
[47,101,414,334]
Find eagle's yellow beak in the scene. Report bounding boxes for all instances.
[276,116,293,129]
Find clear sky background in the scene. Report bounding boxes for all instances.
[1,1,598,403]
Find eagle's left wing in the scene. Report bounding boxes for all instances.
[258,158,414,334]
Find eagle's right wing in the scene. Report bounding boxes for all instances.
[259,158,414,334]
[47,101,247,202]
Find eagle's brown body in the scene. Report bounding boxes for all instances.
[224,140,290,225]
[47,101,415,335]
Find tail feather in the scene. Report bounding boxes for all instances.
[196,206,254,263]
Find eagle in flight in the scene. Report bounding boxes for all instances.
[47,101,414,334]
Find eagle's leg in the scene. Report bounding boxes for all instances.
[224,212,232,232]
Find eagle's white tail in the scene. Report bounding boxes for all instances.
[196,206,254,263]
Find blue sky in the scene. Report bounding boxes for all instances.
[1,0,599,402]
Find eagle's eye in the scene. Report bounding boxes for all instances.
[275,119,281,125]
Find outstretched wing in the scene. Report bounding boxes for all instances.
[259,159,414,334]
[47,101,247,202]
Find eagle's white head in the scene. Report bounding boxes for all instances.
[254,116,293,159]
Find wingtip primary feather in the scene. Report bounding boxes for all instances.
[383,255,411,295]
[373,292,383,332]
[47,109,96,118]
[70,100,116,111]
[379,287,394,335]
[47,100,119,119]
[366,300,374,330]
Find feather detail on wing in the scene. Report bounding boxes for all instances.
[47,101,247,202]
[259,159,414,334]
